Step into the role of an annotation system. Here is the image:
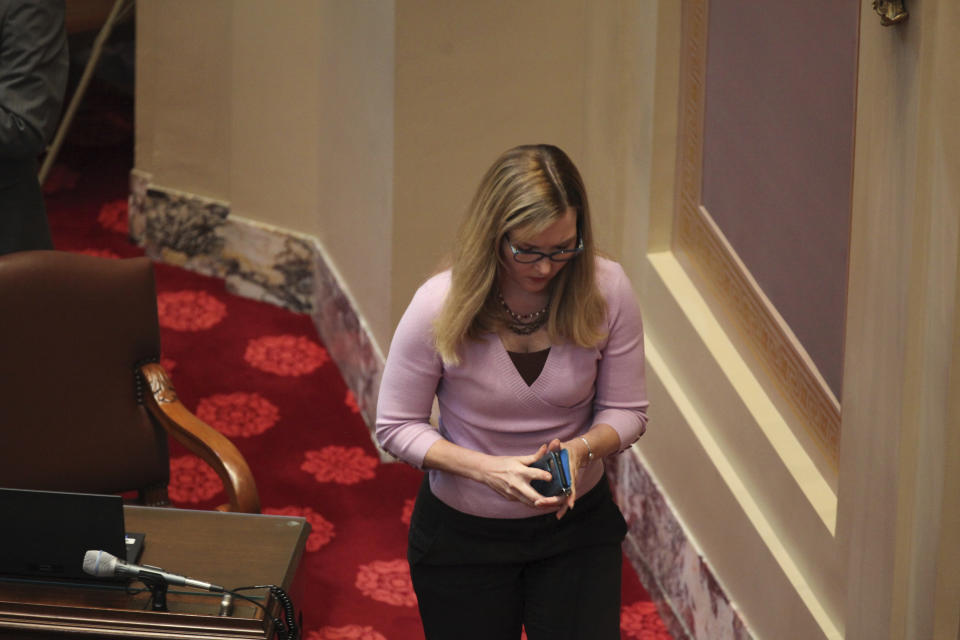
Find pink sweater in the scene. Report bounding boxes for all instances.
[376,257,648,518]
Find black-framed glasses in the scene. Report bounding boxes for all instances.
[505,233,584,263]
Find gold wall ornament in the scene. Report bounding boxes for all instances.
[873,0,908,26]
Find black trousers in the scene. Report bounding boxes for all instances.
[0,158,53,256]
[408,475,627,640]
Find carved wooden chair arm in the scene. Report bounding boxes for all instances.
[139,362,261,513]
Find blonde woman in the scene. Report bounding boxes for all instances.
[376,144,648,639]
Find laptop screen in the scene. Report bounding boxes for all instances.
[0,487,129,581]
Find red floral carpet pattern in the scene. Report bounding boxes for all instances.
[355,559,418,608]
[400,499,415,526]
[345,390,361,414]
[43,86,674,639]
[196,392,280,437]
[302,446,379,485]
[168,455,224,504]
[308,626,386,640]
[98,198,129,234]
[621,601,675,639]
[157,290,228,331]
[245,334,329,376]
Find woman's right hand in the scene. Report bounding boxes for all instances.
[472,444,555,508]
[422,440,559,508]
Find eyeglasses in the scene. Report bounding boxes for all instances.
[505,234,584,263]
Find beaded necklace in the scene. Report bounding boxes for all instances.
[497,289,549,335]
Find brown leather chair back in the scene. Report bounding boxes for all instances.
[0,251,169,498]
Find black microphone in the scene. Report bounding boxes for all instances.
[83,550,224,592]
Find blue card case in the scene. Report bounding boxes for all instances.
[530,449,572,496]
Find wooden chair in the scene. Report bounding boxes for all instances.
[0,251,260,513]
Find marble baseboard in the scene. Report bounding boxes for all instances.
[129,171,313,311]
[128,171,384,439]
[310,246,384,434]
[608,451,753,640]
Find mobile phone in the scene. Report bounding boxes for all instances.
[529,449,572,497]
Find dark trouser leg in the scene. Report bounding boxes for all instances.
[522,542,623,640]
[410,561,524,640]
[0,166,54,256]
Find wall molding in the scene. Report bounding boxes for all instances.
[673,0,841,469]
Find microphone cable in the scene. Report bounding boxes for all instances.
[228,584,300,640]
[127,582,299,640]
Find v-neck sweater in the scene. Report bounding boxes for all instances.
[376,256,649,518]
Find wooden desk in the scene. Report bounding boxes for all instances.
[0,506,310,639]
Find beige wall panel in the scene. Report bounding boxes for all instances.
[138,0,395,346]
[229,0,323,235]
[889,2,960,637]
[840,2,960,638]
[837,6,919,638]
[133,0,155,172]
[642,342,831,640]
[931,10,960,636]
[135,0,231,200]
[934,219,960,638]
[580,1,658,285]
[311,1,395,348]
[228,0,396,348]
[230,0,394,348]
[646,0,681,255]
[645,253,842,637]
[391,0,588,329]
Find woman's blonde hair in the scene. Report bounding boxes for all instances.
[434,144,607,365]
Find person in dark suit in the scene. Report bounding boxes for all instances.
[0,0,68,255]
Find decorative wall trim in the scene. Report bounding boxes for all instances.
[673,0,841,468]
[128,170,384,434]
[310,244,385,433]
[609,452,753,640]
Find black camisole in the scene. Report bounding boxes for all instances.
[507,348,550,386]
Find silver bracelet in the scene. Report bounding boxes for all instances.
[579,436,594,464]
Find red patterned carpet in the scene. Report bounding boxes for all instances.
[41,86,673,640]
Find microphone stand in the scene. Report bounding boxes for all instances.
[137,570,170,612]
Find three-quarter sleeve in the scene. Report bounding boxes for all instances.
[375,276,447,468]
[592,261,649,450]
